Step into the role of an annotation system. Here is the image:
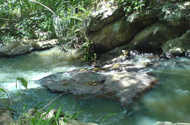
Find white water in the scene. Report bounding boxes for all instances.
[1,49,190,124]
[0,47,88,92]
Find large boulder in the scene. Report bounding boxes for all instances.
[87,1,124,32]
[87,1,158,53]
[38,70,157,107]
[0,39,58,57]
[0,41,32,57]
[129,22,186,51]
[162,30,190,56]
[87,1,190,54]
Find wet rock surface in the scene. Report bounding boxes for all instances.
[94,48,158,72]
[162,30,190,57]
[38,68,157,107]
[0,39,58,57]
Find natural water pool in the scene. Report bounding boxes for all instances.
[1,48,190,125]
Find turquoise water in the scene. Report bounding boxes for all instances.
[1,48,190,125]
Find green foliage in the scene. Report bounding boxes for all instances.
[19,104,83,125]
[62,111,83,123]
[53,3,91,53]
[118,0,189,14]
[1,33,17,45]
[0,87,6,93]
[16,77,28,89]
[81,39,97,61]
[0,77,27,110]
[28,104,58,125]
[0,0,54,44]
[0,86,11,108]
[118,0,146,13]
[0,0,92,45]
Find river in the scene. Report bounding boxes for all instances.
[1,47,190,125]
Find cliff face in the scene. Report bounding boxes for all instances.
[86,1,190,56]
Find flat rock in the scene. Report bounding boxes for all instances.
[0,39,58,57]
[38,70,158,107]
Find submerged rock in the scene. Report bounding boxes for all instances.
[38,70,158,107]
[0,39,58,57]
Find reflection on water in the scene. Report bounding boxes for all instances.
[1,49,190,124]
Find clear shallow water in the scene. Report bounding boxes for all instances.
[1,49,190,125]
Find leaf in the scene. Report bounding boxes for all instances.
[78,7,86,12]
[63,118,69,123]
[69,16,83,22]
[40,103,57,120]
[0,87,6,93]
[56,105,62,120]
[100,113,118,124]
[71,111,83,119]
[31,118,36,125]
[17,77,28,89]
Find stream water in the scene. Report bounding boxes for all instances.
[1,48,190,125]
